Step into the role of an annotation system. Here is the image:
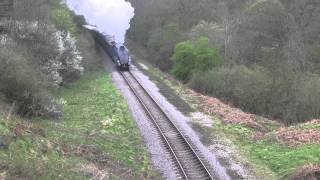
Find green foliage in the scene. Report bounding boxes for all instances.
[220,123,320,179]
[309,46,320,73]
[128,0,320,124]
[147,24,184,70]
[0,47,59,117]
[0,72,158,179]
[189,21,225,47]
[0,116,85,179]
[0,0,99,118]
[194,38,223,71]
[72,16,104,71]
[171,41,196,80]
[0,121,10,136]
[297,123,320,131]
[48,72,157,177]
[190,65,320,123]
[295,74,320,121]
[5,138,86,179]
[224,124,255,138]
[245,141,320,179]
[248,0,268,12]
[171,37,222,81]
[51,6,76,34]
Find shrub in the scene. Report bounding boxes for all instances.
[171,37,222,81]
[189,21,225,47]
[51,6,76,35]
[55,31,84,84]
[0,47,62,118]
[308,46,320,73]
[147,24,184,70]
[0,1,85,118]
[295,74,320,122]
[194,37,223,71]
[72,15,104,71]
[191,66,269,117]
[5,20,83,86]
[190,65,320,124]
[170,41,196,81]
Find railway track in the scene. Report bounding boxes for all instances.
[120,71,214,180]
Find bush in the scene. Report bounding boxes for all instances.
[0,1,87,118]
[189,21,225,47]
[51,5,76,35]
[295,74,320,121]
[170,41,196,80]
[72,15,104,71]
[189,65,320,124]
[147,24,184,70]
[0,47,62,118]
[5,19,83,86]
[190,65,271,110]
[171,37,222,81]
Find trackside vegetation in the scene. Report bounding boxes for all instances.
[220,123,320,179]
[51,5,77,35]
[171,37,222,82]
[0,0,158,179]
[131,56,320,179]
[127,0,320,124]
[0,72,158,179]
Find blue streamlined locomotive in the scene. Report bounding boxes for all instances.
[116,45,131,71]
[84,25,131,71]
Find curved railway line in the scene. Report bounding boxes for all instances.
[120,70,215,180]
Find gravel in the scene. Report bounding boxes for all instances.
[129,65,230,180]
[103,55,230,179]
[103,59,177,179]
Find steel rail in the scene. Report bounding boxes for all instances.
[120,71,214,180]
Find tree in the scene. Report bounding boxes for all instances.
[171,37,222,81]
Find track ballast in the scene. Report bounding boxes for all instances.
[120,71,214,180]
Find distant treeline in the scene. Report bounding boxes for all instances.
[127,0,320,124]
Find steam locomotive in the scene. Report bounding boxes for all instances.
[84,25,131,71]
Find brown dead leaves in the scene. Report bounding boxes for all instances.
[185,89,320,147]
[274,119,320,147]
[275,128,320,147]
[186,89,268,132]
[291,164,320,180]
[12,123,44,138]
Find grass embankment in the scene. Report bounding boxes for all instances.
[220,123,320,179]
[0,72,158,179]
[133,58,320,179]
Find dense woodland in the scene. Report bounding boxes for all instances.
[127,0,320,124]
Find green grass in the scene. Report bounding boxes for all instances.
[131,43,320,180]
[297,123,320,131]
[220,123,320,179]
[247,142,320,179]
[0,72,158,179]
